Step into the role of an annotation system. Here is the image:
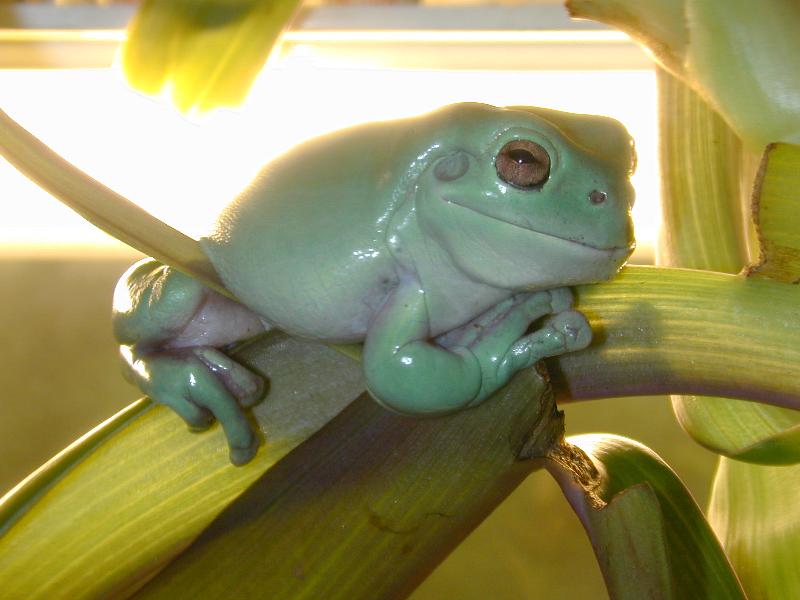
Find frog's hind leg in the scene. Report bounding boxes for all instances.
[113,259,268,464]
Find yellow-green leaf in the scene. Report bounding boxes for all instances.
[130,365,559,599]
[0,332,364,599]
[122,0,302,114]
[673,398,800,465]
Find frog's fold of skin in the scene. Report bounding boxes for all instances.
[113,102,636,465]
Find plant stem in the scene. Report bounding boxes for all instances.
[552,265,800,409]
[656,69,751,271]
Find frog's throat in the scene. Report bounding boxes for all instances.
[442,194,635,255]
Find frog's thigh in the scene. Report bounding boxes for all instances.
[363,282,482,415]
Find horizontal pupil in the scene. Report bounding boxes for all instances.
[507,148,536,165]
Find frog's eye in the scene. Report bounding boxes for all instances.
[495,140,550,189]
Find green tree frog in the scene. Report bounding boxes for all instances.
[113,103,636,465]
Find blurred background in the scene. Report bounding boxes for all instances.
[0,1,720,597]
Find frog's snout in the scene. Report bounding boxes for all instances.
[434,151,470,182]
[578,183,636,251]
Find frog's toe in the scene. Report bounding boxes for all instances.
[547,287,574,314]
[229,438,260,466]
[547,310,592,351]
[192,347,265,408]
[188,369,260,464]
[176,400,215,431]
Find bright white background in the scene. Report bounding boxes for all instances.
[0,65,658,258]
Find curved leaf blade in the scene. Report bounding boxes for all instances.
[673,397,800,465]
[0,107,226,295]
[549,434,746,600]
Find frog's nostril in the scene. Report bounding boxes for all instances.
[589,190,608,205]
[434,152,470,182]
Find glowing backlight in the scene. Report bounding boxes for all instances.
[0,62,657,259]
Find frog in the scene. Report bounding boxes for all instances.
[112,102,636,465]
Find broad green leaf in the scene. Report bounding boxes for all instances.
[0,332,365,599]
[709,458,800,599]
[86,361,559,598]
[122,0,302,114]
[0,330,559,600]
[549,434,745,599]
[568,0,800,148]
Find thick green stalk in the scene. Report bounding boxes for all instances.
[0,333,367,599]
[653,69,798,463]
[553,265,800,409]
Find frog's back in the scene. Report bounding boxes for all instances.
[202,118,427,341]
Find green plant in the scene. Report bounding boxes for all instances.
[1,1,799,597]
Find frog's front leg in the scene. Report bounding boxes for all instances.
[364,283,590,415]
[113,259,267,464]
[457,288,591,402]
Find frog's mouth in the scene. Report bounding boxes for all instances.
[442,194,635,257]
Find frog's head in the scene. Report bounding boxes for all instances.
[413,103,636,291]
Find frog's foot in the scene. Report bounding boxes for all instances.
[497,310,592,377]
[455,291,590,404]
[404,287,585,409]
[439,287,574,349]
[130,347,264,465]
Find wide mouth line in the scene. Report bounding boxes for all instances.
[442,195,634,254]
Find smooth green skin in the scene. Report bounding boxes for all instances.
[113,103,635,464]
